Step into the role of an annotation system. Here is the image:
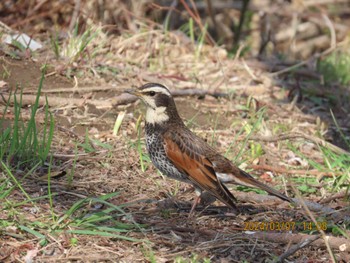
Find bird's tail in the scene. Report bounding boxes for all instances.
[236,169,292,202]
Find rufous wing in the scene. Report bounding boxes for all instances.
[163,132,237,210]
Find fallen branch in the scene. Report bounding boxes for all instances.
[23,85,121,94]
[250,164,340,177]
[234,191,350,224]
[196,131,349,157]
[319,190,349,204]
[0,93,114,109]
[245,232,350,253]
[249,132,350,156]
[1,88,228,108]
[293,197,350,224]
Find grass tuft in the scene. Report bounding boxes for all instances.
[0,65,54,172]
[317,49,350,85]
[60,20,104,65]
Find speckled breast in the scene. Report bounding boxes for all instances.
[145,124,190,183]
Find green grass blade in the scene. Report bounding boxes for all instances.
[1,160,32,201]
[20,65,46,162]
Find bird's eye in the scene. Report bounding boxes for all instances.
[149,91,156,96]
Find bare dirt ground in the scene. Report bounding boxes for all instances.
[1,9,350,263]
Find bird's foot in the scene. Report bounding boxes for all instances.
[188,195,201,218]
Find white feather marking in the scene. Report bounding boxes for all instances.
[141,95,157,109]
[146,106,169,124]
[216,172,234,183]
[142,86,171,96]
[217,172,256,188]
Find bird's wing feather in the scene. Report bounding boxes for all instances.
[163,131,237,209]
[212,156,292,202]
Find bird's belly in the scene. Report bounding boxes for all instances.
[146,134,190,183]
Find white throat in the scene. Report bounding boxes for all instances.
[146,106,169,124]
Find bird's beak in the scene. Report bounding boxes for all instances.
[125,88,142,97]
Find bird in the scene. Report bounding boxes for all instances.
[126,83,292,214]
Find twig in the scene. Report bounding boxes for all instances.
[248,132,350,156]
[57,125,81,139]
[0,93,113,109]
[22,84,249,95]
[0,20,15,34]
[245,232,350,253]
[68,0,81,32]
[205,0,216,29]
[112,88,228,106]
[295,199,350,224]
[234,0,250,44]
[179,0,215,45]
[234,191,350,224]
[322,14,336,52]
[163,0,179,29]
[304,0,349,7]
[319,190,349,204]
[247,60,320,79]
[291,185,337,263]
[23,85,120,94]
[242,59,259,81]
[269,37,339,77]
[1,88,228,110]
[250,164,340,177]
[273,234,321,263]
[10,5,63,28]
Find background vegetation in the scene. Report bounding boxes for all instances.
[0,0,349,262]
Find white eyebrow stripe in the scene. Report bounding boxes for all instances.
[142,86,171,96]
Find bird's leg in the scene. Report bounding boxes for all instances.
[188,195,201,216]
[188,188,202,217]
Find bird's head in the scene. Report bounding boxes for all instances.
[126,83,180,125]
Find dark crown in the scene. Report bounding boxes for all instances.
[139,83,171,93]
